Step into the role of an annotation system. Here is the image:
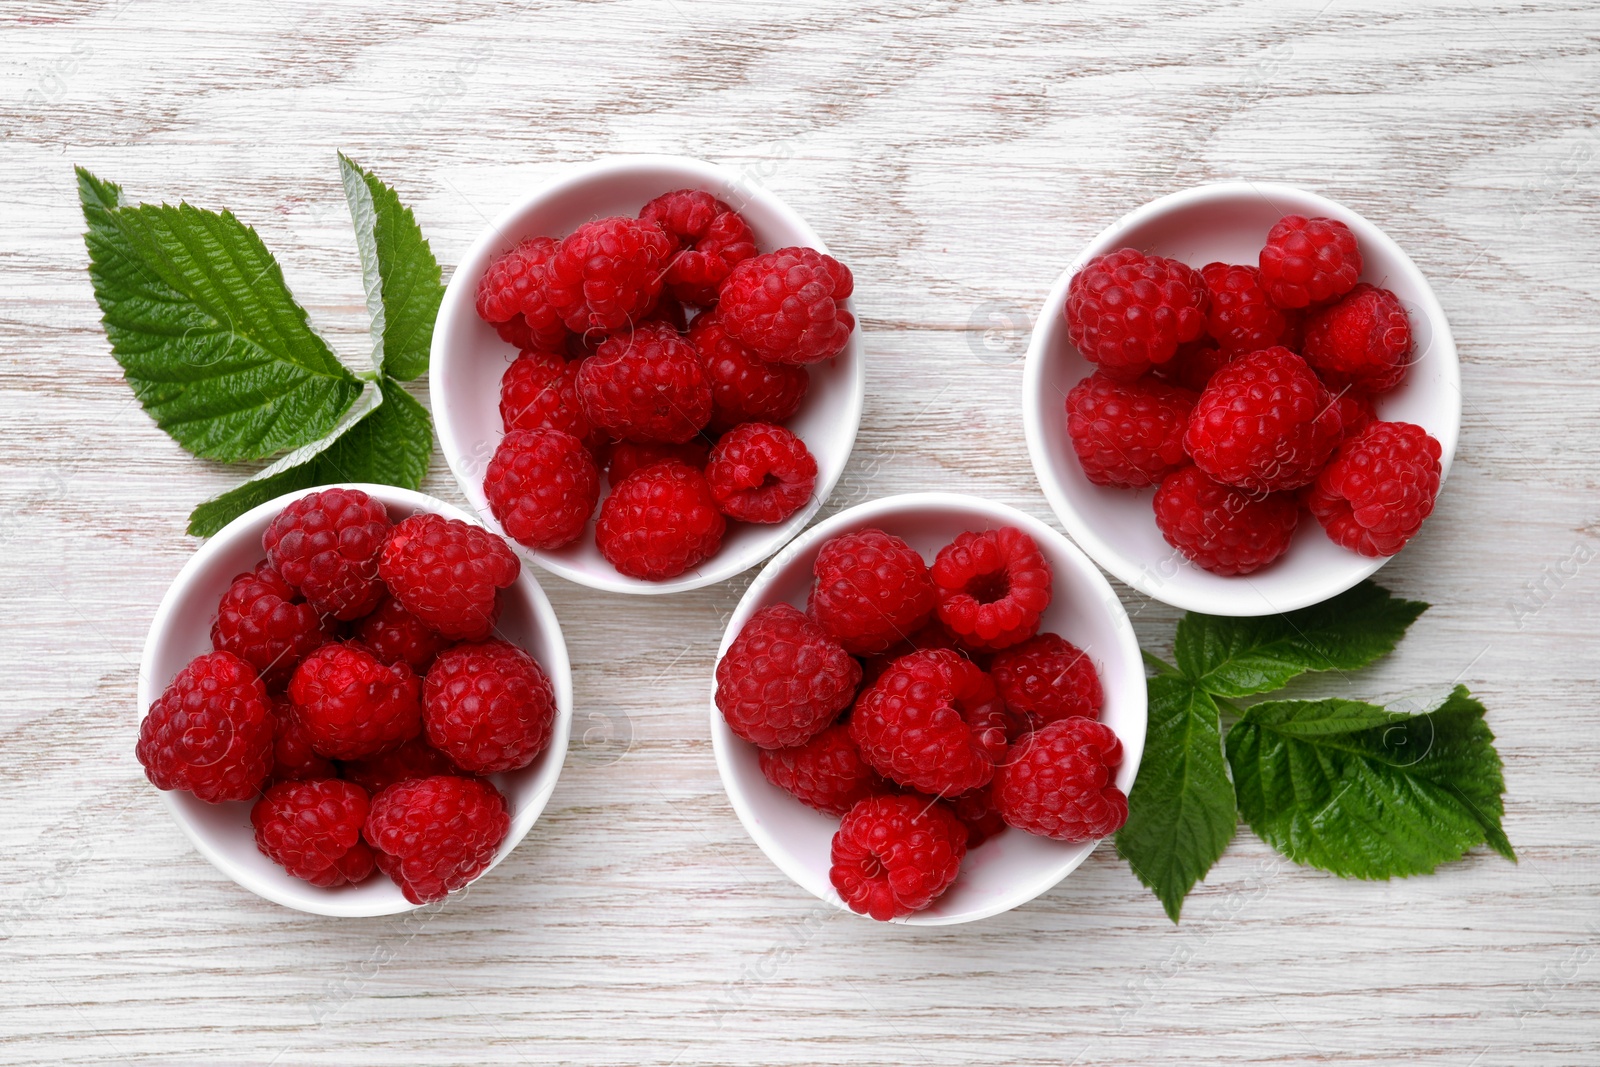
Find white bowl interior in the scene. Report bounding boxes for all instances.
[1024,181,1461,616]
[431,155,865,595]
[710,492,1147,925]
[136,483,573,917]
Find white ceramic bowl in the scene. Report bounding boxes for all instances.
[137,484,573,917]
[710,492,1146,925]
[1023,181,1461,616]
[432,155,865,595]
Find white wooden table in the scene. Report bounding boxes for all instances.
[4,2,1599,1063]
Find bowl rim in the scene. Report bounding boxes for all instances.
[136,482,574,917]
[708,491,1147,925]
[430,153,866,596]
[1022,179,1461,616]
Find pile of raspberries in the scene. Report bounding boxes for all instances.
[135,488,559,905]
[474,189,857,581]
[1063,215,1443,575]
[715,523,1128,921]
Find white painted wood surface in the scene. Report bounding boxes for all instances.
[4,1,1599,1063]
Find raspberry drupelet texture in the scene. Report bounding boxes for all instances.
[605,439,710,487]
[136,651,274,803]
[363,775,510,904]
[352,596,452,675]
[807,528,937,656]
[484,429,600,551]
[210,562,332,690]
[993,717,1128,842]
[931,527,1053,652]
[544,216,674,334]
[288,643,422,760]
[829,794,967,921]
[850,648,1010,796]
[988,633,1103,729]
[423,640,557,775]
[716,603,861,750]
[705,421,818,524]
[1199,262,1291,354]
[1064,372,1196,488]
[340,736,463,796]
[758,723,888,816]
[576,323,713,444]
[1064,248,1209,380]
[718,246,856,366]
[499,349,599,446]
[638,189,759,306]
[1302,283,1413,393]
[1155,338,1236,393]
[861,618,972,686]
[1308,421,1442,557]
[250,779,375,888]
[1183,346,1344,494]
[1153,466,1301,576]
[1258,215,1362,309]
[595,461,726,580]
[1330,389,1378,442]
[268,696,337,782]
[263,488,393,621]
[475,236,568,352]
[687,312,809,432]
[378,513,520,641]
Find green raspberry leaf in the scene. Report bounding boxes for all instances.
[1174,581,1429,698]
[1115,675,1238,922]
[187,378,432,536]
[78,167,363,462]
[338,154,443,382]
[1226,686,1514,879]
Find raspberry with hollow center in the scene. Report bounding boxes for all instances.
[988,633,1103,728]
[807,528,937,656]
[717,603,861,750]
[288,643,422,760]
[576,323,713,444]
[1258,215,1362,309]
[1065,372,1196,489]
[1308,420,1442,557]
[688,312,809,432]
[251,779,376,888]
[1153,466,1300,576]
[499,349,598,446]
[1302,283,1413,393]
[378,513,520,641]
[339,736,463,796]
[606,439,709,487]
[352,595,452,675]
[484,428,600,551]
[1183,346,1344,493]
[705,421,817,524]
[263,488,392,621]
[718,246,856,365]
[424,640,558,775]
[759,723,888,816]
[268,696,337,782]
[639,189,759,306]
[1200,261,1291,354]
[830,794,967,921]
[931,527,1053,652]
[136,650,274,803]
[210,562,332,690]
[476,236,568,352]
[595,461,726,580]
[1065,248,1208,380]
[364,775,510,905]
[544,216,674,334]
[993,717,1128,842]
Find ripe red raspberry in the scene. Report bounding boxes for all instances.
[1155,338,1236,392]
[861,618,971,686]
[639,292,690,332]
[931,527,1053,652]
[1199,262,1290,353]
[288,643,422,760]
[718,247,855,365]
[250,779,375,887]
[1331,389,1377,441]
[988,634,1103,728]
[595,461,726,580]
[830,794,967,921]
[994,717,1128,842]
[210,562,331,690]
[942,785,1008,848]
[1302,283,1413,392]
[1183,347,1344,493]
[687,312,808,432]
[499,349,598,445]
[639,189,759,306]
[340,737,463,796]
[850,649,1009,796]
[424,640,557,774]
[716,603,861,749]
[1308,421,1442,557]
[476,236,568,351]
[268,696,337,782]
[364,775,510,904]
[484,429,600,551]
[605,439,709,487]
[1065,249,1208,380]
[352,596,451,675]
[378,514,520,641]
[263,488,392,621]
[136,651,274,803]
[705,422,817,524]
[758,723,887,816]
[544,216,673,334]
[576,323,713,444]
[1258,215,1362,309]
[808,528,936,656]
[1153,466,1300,576]
[1064,372,1196,488]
